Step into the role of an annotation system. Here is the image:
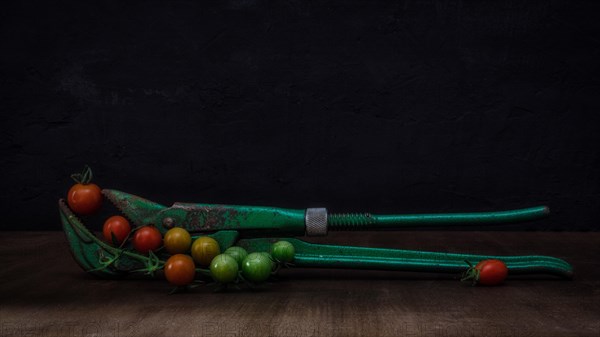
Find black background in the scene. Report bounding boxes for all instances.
[1,0,599,231]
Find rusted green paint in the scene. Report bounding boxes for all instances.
[103,189,306,235]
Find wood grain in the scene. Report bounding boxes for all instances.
[1,231,598,337]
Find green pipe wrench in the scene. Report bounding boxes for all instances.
[59,189,573,280]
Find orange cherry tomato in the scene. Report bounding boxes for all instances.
[164,254,196,286]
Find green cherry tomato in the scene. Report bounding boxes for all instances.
[271,241,295,263]
[242,252,273,282]
[210,254,239,283]
[224,246,248,268]
[163,227,192,254]
[258,252,275,270]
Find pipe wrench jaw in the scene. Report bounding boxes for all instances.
[101,189,237,234]
[102,189,307,235]
[102,189,167,227]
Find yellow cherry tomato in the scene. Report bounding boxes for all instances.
[163,227,192,254]
[191,236,220,266]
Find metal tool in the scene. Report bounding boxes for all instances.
[59,189,573,279]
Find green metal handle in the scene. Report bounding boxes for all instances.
[237,237,573,279]
[329,206,549,230]
[103,190,550,235]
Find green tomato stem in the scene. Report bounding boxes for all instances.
[70,165,94,184]
[460,260,481,286]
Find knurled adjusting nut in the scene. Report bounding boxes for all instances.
[305,208,328,236]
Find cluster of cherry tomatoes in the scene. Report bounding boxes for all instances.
[66,165,298,289]
[161,230,296,287]
[101,216,296,287]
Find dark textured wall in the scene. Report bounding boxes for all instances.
[1,0,599,231]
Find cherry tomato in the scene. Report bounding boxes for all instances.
[224,246,248,268]
[191,237,220,266]
[271,241,295,263]
[164,254,196,286]
[102,215,131,245]
[242,252,272,282]
[475,259,508,286]
[163,227,192,254]
[259,252,276,270]
[132,226,162,253]
[67,165,103,215]
[210,254,239,283]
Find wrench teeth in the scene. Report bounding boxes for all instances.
[100,189,167,227]
[59,199,81,221]
[102,189,123,210]
[102,189,137,224]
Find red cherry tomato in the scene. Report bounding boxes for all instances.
[132,226,162,253]
[67,165,103,215]
[164,254,196,286]
[475,259,508,286]
[67,183,102,215]
[102,215,131,246]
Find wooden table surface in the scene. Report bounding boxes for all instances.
[1,231,598,337]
